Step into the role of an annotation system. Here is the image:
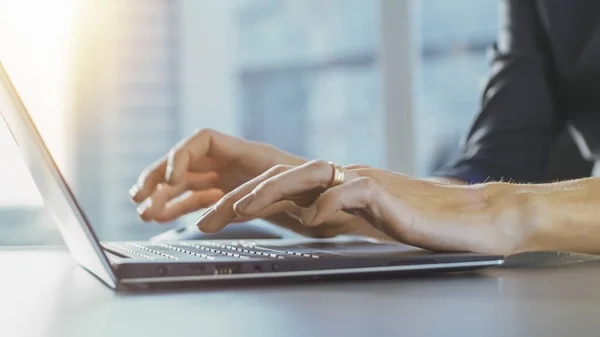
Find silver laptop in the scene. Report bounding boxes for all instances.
[0,63,503,291]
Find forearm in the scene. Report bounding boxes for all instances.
[504,178,600,254]
[439,178,600,255]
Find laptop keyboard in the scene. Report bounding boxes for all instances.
[104,241,321,261]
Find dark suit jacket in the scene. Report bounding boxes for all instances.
[435,0,600,183]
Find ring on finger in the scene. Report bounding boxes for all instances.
[328,162,345,188]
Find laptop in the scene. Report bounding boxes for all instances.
[0,63,503,290]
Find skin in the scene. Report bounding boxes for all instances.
[131,129,600,256]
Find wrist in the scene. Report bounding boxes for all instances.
[413,182,534,254]
[470,183,541,254]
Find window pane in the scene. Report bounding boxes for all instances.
[236,0,384,167]
[415,0,498,175]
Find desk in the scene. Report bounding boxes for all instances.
[1,247,600,337]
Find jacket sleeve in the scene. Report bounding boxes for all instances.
[433,0,564,183]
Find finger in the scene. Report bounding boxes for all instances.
[137,183,187,221]
[131,129,232,202]
[233,160,359,217]
[299,177,385,227]
[166,147,191,185]
[154,189,225,223]
[229,201,297,223]
[183,171,220,190]
[166,129,243,185]
[302,178,416,243]
[137,172,219,221]
[131,158,168,203]
[345,208,378,225]
[195,164,294,233]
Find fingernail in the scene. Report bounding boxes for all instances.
[234,194,254,212]
[196,208,216,230]
[129,185,139,198]
[301,206,318,226]
[136,198,152,215]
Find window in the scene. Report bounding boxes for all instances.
[0,0,178,244]
[415,0,498,175]
[0,0,499,245]
[180,0,384,168]
[0,0,385,244]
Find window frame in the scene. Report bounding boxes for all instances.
[379,0,419,175]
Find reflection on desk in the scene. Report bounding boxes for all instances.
[1,247,600,337]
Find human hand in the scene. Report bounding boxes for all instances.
[130,128,305,223]
[195,160,522,254]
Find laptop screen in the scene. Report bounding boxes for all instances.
[0,62,119,287]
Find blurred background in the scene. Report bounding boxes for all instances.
[0,0,497,245]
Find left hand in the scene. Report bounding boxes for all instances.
[195,160,513,254]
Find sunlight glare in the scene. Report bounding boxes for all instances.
[0,0,80,205]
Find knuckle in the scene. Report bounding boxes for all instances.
[351,168,376,179]
[306,160,332,187]
[268,164,290,175]
[194,127,216,138]
[322,188,341,204]
[357,177,379,194]
[253,180,272,196]
[350,177,380,208]
[307,159,329,170]
[218,191,238,206]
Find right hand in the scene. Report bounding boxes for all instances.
[130,128,305,223]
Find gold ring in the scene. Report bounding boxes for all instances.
[328,162,345,188]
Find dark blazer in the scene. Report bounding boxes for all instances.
[435,0,600,183]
